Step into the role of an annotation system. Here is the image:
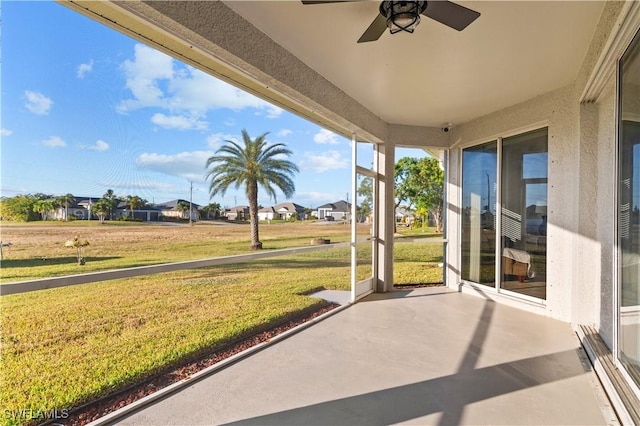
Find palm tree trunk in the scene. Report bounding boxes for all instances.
[248,181,262,250]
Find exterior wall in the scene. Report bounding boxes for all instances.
[162,210,183,219]
[595,80,617,347]
[448,84,578,321]
[570,0,624,346]
[257,211,275,221]
[446,1,629,333]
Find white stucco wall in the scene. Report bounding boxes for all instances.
[595,80,617,347]
[447,84,578,322]
[445,1,631,330]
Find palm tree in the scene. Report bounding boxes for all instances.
[125,195,145,220]
[103,189,117,220]
[205,129,298,250]
[92,198,111,224]
[176,200,190,220]
[208,202,221,219]
[57,193,74,222]
[34,200,54,221]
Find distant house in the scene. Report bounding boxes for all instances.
[257,206,276,221]
[258,202,306,221]
[50,196,96,220]
[314,200,352,221]
[224,205,249,221]
[48,196,200,222]
[116,201,162,222]
[156,199,201,221]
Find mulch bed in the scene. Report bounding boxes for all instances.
[52,303,339,426]
[393,283,444,289]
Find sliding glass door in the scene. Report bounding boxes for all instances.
[461,129,548,300]
[617,29,640,389]
[461,142,497,285]
[500,129,548,299]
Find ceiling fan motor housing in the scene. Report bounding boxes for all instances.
[380,1,428,34]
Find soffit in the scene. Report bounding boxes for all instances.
[224,1,605,128]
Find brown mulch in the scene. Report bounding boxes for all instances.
[53,303,340,426]
[393,282,444,289]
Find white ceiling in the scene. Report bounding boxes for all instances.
[224,1,605,128]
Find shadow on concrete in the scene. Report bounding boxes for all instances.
[222,348,584,425]
[222,299,581,426]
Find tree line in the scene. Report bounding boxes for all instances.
[0,191,223,223]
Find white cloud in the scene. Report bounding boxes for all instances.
[25,91,53,115]
[277,129,293,137]
[88,140,110,151]
[265,106,283,119]
[136,150,215,181]
[313,129,340,145]
[117,44,282,121]
[151,113,207,131]
[1,128,13,137]
[296,191,340,205]
[77,140,109,151]
[42,136,66,148]
[77,60,94,78]
[206,133,237,149]
[117,44,174,113]
[299,150,349,172]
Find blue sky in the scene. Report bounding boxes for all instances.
[1,1,425,208]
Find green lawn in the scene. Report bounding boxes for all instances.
[0,223,443,426]
[0,221,356,283]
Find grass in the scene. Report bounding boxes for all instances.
[0,221,357,283]
[0,222,443,425]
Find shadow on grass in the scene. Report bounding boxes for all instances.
[0,256,121,268]
[211,258,356,272]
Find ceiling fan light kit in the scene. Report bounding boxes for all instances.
[301,0,480,43]
[380,1,427,34]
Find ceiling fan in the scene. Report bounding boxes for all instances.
[301,1,480,43]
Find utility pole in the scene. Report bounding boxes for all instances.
[486,171,490,214]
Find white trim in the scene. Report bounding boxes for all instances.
[354,278,375,301]
[581,1,640,103]
[459,282,547,317]
[351,133,358,303]
[372,143,379,290]
[356,165,376,178]
[452,120,550,151]
[495,137,503,292]
[613,36,622,370]
[457,127,549,304]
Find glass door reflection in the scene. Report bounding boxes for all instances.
[500,129,548,300]
[461,141,497,285]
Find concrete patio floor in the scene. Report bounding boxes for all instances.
[115,287,616,425]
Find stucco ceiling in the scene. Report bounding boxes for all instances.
[224,1,605,128]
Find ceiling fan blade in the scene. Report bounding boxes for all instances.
[422,1,480,31]
[357,13,388,43]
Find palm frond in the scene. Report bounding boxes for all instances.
[204,129,298,204]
